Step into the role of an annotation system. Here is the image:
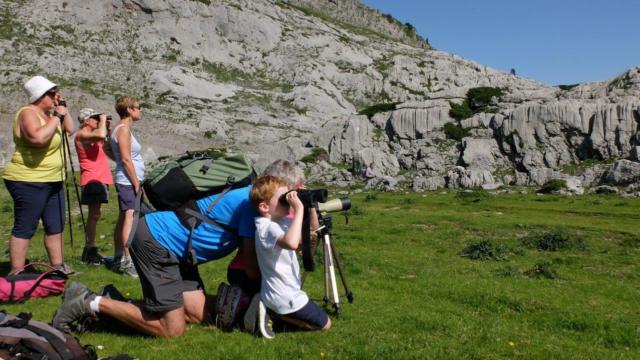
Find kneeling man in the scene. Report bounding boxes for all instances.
[52,185,258,337]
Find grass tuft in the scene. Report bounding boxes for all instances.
[459,240,509,261]
[524,261,559,279]
[521,229,587,251]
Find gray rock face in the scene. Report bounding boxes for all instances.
[0,0,638,193]
[603,160,640,185]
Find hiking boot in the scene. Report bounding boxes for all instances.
[258,300,275,339]
[81,246,104,265]
[243,294,260,333]
[118,257,139,278]
[52,281,96,333]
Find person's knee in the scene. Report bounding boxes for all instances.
[322,318,331,331]
[163,321,186,338]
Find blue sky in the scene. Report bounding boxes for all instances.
[360,0,640,86]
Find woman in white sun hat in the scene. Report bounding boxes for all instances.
[2,75,75,274]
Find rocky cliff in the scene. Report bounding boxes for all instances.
[0,0,638,194]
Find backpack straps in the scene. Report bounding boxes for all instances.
[182,186,237,266]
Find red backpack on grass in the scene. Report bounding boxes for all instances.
[0,263,67,303]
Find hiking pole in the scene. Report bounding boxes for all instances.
[61,130,74,249]
[62,131,87,247]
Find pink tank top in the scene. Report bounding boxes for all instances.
[75,137,114,186]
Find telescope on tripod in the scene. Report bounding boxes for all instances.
[280,189,354,315]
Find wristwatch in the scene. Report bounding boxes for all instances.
[52,111,66,119]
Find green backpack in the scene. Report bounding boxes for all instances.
[143,152,257,210]
[128,152,258,264]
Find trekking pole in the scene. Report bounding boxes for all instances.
[61,131,74,249]
[62,131,86,236]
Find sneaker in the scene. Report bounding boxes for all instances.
[52,281,96,333]
[81,246,104,265]
[53,263,76,275]
[118,257,139,278]
[258,300,275,339]
[243,294,260,333]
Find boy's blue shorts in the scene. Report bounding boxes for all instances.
[282,300,329,330]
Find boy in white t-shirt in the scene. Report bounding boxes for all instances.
[249,175,331,338]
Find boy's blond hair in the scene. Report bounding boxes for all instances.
[250,175,288,210]
[115,96,139,118]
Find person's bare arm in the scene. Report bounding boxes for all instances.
[76,114,108,145]
[241,236,260,281]
[277,192,304,250]
[17,108,61,146]
[116,125,140,192]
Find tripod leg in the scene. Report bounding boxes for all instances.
[323,235,330,306]
[329,237,354,303]
[323,234,341,315]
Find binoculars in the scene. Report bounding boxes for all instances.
[279,189,351,213]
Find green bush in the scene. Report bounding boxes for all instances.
[524,261,559,279]
[443,122,470,141]
[300,147,329,164]
[357,102,400,119]
[449,87,504,120]
[448,100,473,121]
[521,229,587,251]
[459,240,509,261]
[537,179,568,194]
[558,84,579,91]
[466,87,505,111]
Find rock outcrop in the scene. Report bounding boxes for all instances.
[0,0,638,193]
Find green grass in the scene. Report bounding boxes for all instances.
[1,182,639,359]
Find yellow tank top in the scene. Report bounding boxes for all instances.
[2,107,65,182]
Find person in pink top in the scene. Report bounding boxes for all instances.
[74,108,114,265]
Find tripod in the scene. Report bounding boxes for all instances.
[302,211,353,316]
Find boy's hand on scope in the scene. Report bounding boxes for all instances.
[286,191,303,212]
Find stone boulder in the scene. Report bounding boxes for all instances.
[602,159,640,185]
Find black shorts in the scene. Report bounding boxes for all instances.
[80,182,109,205]
[129,218,204,313]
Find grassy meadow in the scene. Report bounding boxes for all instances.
[0,180,638,359]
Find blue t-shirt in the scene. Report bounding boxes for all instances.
[144,186,257,263]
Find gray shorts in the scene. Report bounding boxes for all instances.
[129,217,204,313]
[115,183,136,211]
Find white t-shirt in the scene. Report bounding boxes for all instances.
[254,216,309,314]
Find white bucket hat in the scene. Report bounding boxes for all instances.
[78,108,101,122]
[24,76,57,103]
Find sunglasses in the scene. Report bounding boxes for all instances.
[45,90,58,98]
[131,105,142,110]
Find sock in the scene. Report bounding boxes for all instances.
[90,295,102,313]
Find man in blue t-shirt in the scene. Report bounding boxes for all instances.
[52,186,259,337]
